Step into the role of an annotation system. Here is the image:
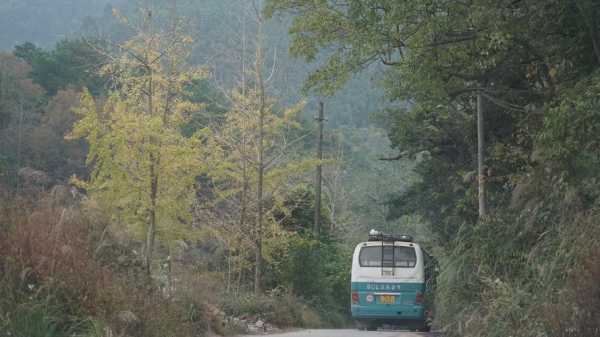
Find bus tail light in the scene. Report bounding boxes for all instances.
[415,291,424,304]
[352,292,359,304]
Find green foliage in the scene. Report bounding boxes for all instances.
[539,70,600,187]
[388,156,476,247]
[272,183,333,235]
[14,39,107,96]
[0,236,102,337]
[71,87,203,241]
[1,294,100,337]
[13,0,600,334]
[199,80,318,293]
[269,0,600,335]
[1,0,388,332]
[265,231,350,326]
[181,78,227,136]
[4,301,60,337]
[68,11,207,256]
[435,194,600,337]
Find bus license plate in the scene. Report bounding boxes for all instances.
[379,295,395,304]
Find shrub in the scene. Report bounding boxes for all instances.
[0,195,212,337]
[220,289,324,329]
[266,232,351,327]
[434,189,600,337]
[543,248,600,337]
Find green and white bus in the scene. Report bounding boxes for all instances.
[350,230,432,331]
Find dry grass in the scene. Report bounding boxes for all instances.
[0,194,211,337]
[544,248,600,337]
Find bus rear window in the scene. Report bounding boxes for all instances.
[359,246,417,268]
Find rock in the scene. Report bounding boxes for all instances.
[49,184,83,208]
[18,167,50,187]
[265,323,276,332]
[246,324,261,334]
[60,245,73,256]
[207,303,226,319]
[113,311,141,337]
[245,319,268,334]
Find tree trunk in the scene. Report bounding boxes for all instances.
[589,6,600,64]
[575,0,600,64]
[226,249,231,293]
[254,17,265,296]
[240,140,248,229]
[145,45,157,276]
[314,101,324,237]
[146,159,159,276]
[477,91,487,218]
[16,92,23,194]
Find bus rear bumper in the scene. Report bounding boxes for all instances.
[351,304,424,320]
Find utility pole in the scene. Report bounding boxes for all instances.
[477,91,487,218]
[314,101,324,237]
[254,10,265,296]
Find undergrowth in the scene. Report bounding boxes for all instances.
[220,288,325,329]
[0,194,211,337]
[435,178,600,337]
[0,191,351,337]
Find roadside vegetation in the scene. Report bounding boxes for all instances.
[266,0,600,336]
[0,1,380,336]
[3,1,599,337]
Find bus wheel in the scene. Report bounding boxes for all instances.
[354,320,366,330]
[417,321,431,332]
[366,322,378,331]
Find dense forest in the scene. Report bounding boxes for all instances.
[2,1,600,337]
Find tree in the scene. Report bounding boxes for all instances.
[267,1,600,335]
[0,53,45,188]
[265,0,599,238]
[254,10,267,295]
[30,89,88,181]
[68,4,206,276]
[14,39,107,96]
[202,82,312,291]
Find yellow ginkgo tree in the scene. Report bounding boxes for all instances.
[68,7,206,276]
[202,83,317,293]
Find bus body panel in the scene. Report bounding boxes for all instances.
[351,281,425,319]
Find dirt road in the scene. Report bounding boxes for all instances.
[239,329,441,337]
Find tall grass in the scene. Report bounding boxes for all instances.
[435,200,600,337]
[0,195,211,337]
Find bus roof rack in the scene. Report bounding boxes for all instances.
[368,230,413,242]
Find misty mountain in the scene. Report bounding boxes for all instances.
[0,0,120,50]
[1,0,383,129]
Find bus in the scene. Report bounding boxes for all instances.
[350,230,433,331]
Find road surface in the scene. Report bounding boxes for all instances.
[239,329,441,337]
